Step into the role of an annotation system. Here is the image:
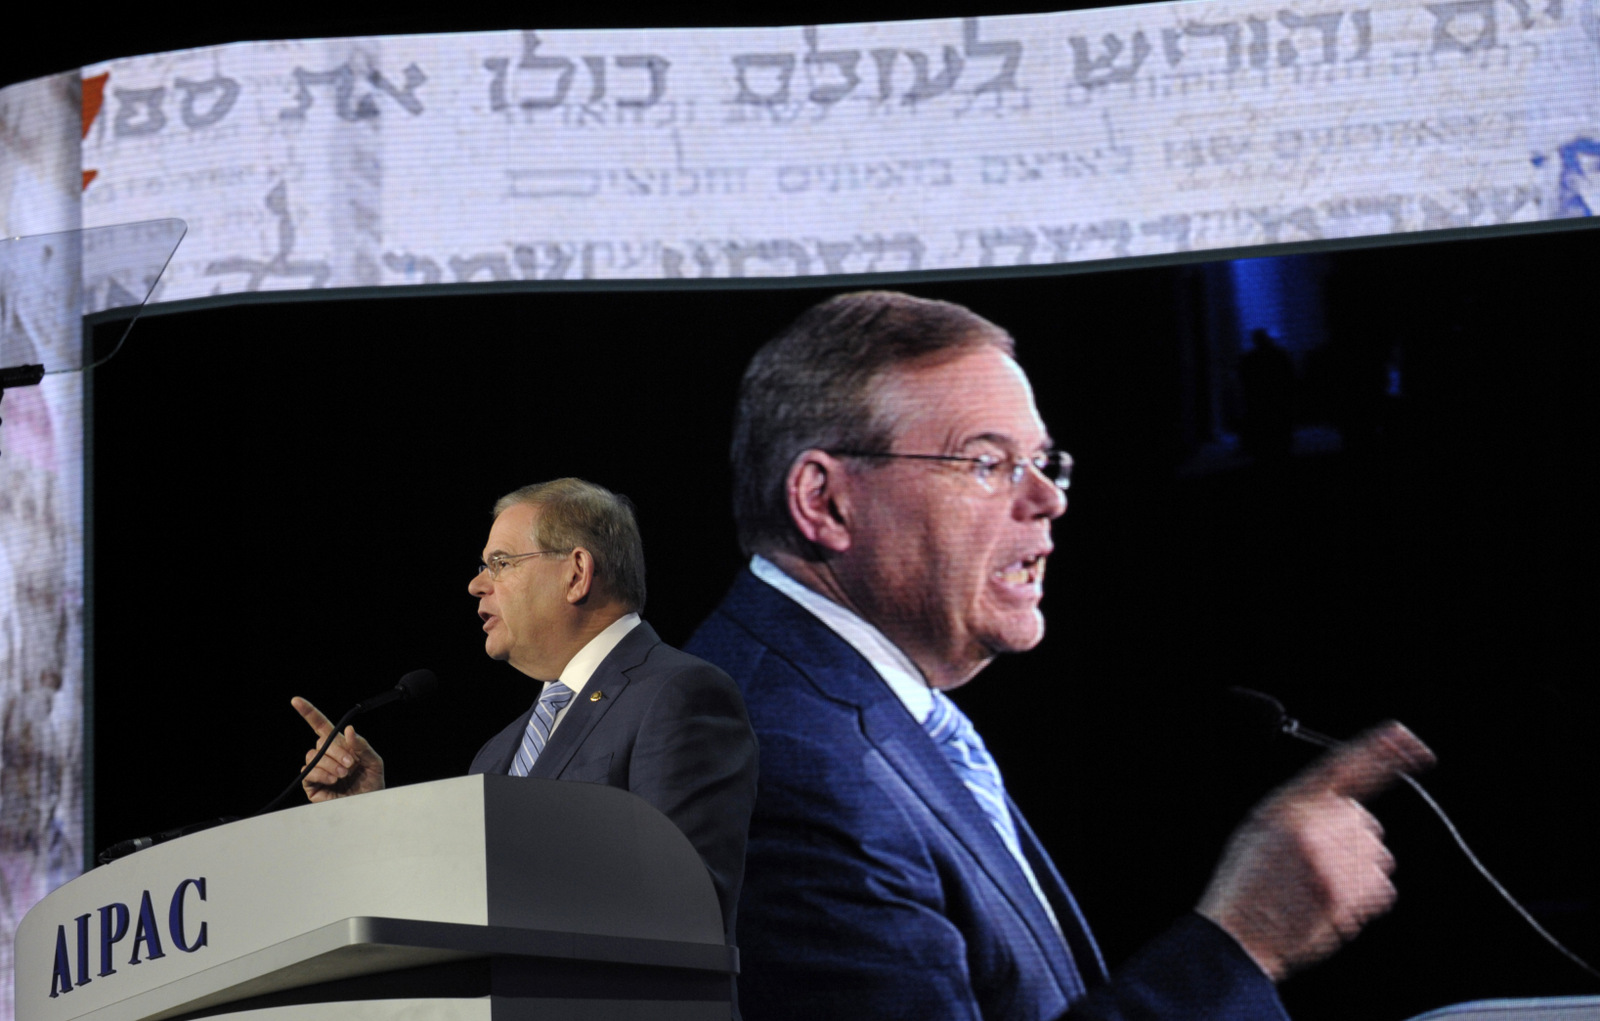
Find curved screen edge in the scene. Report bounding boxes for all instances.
[84,214,1600,321]
[0,2,1584,310]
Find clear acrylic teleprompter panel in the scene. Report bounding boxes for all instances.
[0,218,184,375]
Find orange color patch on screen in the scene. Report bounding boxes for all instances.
[81,72,107,137]
[82,72,108,189]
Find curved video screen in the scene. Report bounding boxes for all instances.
[47,3,1600,304]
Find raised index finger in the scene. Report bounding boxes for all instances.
[291,696,336,738]
[1292,720,1436,803]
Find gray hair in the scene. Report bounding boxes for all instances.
[494,478,647,611]
[731,291,1014,558]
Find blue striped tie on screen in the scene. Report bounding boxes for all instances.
[923,689,1027,864]
[509,682,575,777]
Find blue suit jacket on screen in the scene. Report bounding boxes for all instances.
[686,569,1289,1021]
[468,620,758,939]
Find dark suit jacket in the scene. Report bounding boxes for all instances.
[685,570,1289,1021]
[469,620,758,939]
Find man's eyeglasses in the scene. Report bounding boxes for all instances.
[475,549,571,581]
[830,449,1072,494]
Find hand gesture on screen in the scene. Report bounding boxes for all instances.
[291,696,386,801]
[1197,721,1435,982]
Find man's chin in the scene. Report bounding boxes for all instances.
[939,617,1045,688]
[983,610,1047,655]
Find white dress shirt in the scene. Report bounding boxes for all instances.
[541,612,641,737]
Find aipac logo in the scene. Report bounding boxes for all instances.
[48,877,208,997]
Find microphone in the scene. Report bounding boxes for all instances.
[96,669,442,865]
[253,669,440,818]
[351,669,440,715]
[1227,686,1600,983]
[1227,687,1339,750]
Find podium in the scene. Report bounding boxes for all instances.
[1407,1000,1600,1020]
[14,776,736,1021]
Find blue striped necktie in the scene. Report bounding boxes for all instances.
[924,690,1066,942]
[922,689,1026,862]
[509,682,574,777]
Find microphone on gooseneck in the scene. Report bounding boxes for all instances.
[94,669,441,866]
[1227,686,1600,984]
[348,668,441,716]
[252,668,441,817]
[1226,686,1340,750]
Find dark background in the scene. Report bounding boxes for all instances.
[12,5,1599,1021]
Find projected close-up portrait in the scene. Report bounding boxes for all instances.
[2,2,1596,1021]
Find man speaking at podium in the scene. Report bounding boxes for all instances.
[292,478,759,938]
[686,292,1435,1019]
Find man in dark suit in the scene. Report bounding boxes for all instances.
[685,292,1434,1019]
[294,478,758,936]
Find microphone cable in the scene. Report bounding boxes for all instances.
[1230,687,1600,984]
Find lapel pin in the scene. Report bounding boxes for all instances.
[590,691,605,702]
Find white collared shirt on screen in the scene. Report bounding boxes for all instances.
[748,555,1063,937]
[749,555,933,721]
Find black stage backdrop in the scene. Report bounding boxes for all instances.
[88,223,1598,1018]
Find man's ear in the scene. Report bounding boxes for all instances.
[786,451,853,554]
[565,547,596,604]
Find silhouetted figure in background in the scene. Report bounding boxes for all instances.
[1239,328,1295,463]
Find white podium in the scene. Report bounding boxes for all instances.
[14,776,736,1021]
[1407,999,1600,1020]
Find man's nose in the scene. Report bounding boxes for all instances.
[1017,464,1068,520]
[468,567,490,596]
